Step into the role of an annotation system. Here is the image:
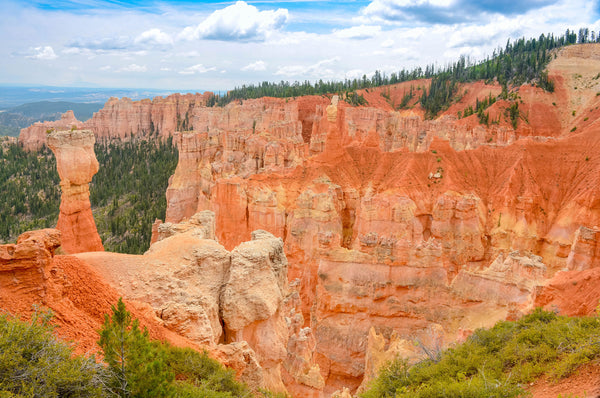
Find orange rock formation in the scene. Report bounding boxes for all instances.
[19,110,84,151]
[11,43,600,396]
[159,44,600,394]
[47,130,103,253]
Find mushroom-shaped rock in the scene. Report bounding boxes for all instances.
[47,130,103,254]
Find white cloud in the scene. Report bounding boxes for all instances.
[176,50,201,58]
[333,25,382,39]
[134,28,173,47]
[392,47,419,60]
[241,60,267,71]
[179,64,217,75]
[120,64,147,72]
[345,69,366,79]
[381,38,395,47]
[100,65,112,71]
[276,57,340,78]
[178,1,289,42]
[27,46,57,60]
[160,67,172,71]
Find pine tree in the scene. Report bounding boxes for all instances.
[98,298,174,398]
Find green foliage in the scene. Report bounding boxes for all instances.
[0,308,106,397]
[90,138,178,254]
[98,299,250,398]
[164,346,251,397]
[460,92,496,125]
[420,72,458,119]
[507,102,520,129]
[98,298,174,397]
[397,86,415,109]
[0,144,60,241]
[0,301,253,398]
[361,309,600,398]
[342,91,368,106]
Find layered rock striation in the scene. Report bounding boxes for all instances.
[12,44,600,396]
[160,45,600,394]
[47,130,103,253]
[20,110,84,151]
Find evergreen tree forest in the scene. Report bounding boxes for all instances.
[90,139,178,254]
[208,28,596,118]
[0,144,60,239]
[0,139,178,254]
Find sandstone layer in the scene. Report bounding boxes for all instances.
[19,110,84,151]
[47,130,103,253]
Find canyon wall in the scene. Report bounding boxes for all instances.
[159,45,600,394]
[77,212,323,395]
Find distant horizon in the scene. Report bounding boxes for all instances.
[0,85,209,109]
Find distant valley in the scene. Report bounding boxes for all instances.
[0,101,104,136]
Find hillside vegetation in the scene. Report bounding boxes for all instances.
[209,28,594,118]
[0,139,177,254]
[0,301,251,397]
[362,309,600,398]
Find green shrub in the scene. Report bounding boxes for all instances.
[362,309,600,398]
[0,308,106,397]
[98,298,251,398]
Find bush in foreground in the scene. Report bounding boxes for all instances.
[0,301,251,397]
[362,308,600,398]
[0,308,106,397]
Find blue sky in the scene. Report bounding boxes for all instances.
[1,0,598,91]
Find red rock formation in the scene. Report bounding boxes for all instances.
[160,44,600,394]
[47,130,103,253]
[19,110,84,151]
[85,93,213,141]
[12,43,600,396]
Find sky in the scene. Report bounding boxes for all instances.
[1,0,599,92]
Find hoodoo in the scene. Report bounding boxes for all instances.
[47,129,103,253]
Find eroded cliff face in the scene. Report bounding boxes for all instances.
[20,110,84,151]
[47,130,103,254]
[76,213,321,395]
[12,44,600,396]
[160,45,600,394]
